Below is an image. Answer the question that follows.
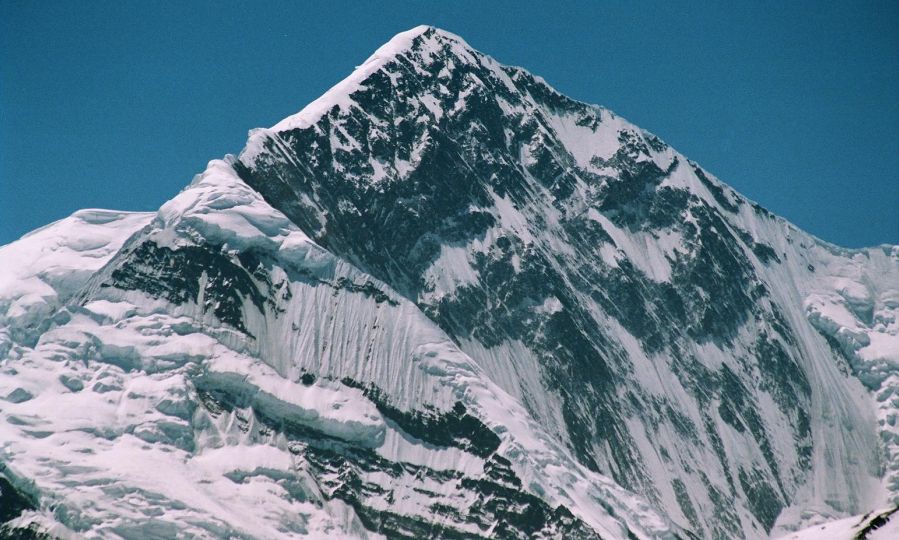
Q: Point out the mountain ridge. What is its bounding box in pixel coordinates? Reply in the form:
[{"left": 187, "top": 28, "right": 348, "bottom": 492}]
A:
[{"left": 1, "top": 26, "right": 897, "bottom": 539}]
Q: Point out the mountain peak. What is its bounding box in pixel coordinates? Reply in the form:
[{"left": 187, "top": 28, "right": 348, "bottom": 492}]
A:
[
  {"left": 231, "top": 26, "right": 899, "bottom": 538},
  {"left": 5, "top": 26, "right": 898, "bottom": 540},
  {"left": 385, "top": 25, "right": 471, "bottom": 51},
  {"left": 261, "top": 26, "right": 475, "bottom": 135}
]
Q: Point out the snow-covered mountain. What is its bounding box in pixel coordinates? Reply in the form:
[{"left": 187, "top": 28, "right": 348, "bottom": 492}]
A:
[{"left": 1, "top": 26, "right": 897, "bottom": 539}]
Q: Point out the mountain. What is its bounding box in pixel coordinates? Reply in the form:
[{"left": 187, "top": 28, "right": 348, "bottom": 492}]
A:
[{"left": 1, "top": 26, "right": 897, "bottom": 539}]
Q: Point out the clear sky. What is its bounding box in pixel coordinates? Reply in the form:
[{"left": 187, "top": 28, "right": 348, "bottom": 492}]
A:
[{"left": 1, "top": 1, "right": 897, "bottom": 248}]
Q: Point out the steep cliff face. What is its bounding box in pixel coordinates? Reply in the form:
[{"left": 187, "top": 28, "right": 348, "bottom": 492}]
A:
[
  {"left": 234, "top": 26, "right": 898, "bottom": 538},
  {"left": 1, "top": 25, "right": 897, "bottom": 540}
]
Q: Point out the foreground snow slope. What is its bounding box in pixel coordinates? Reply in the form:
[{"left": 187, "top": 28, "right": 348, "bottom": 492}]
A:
[{"left": 1, "top": 25, "right": 897, "bottom": 540}]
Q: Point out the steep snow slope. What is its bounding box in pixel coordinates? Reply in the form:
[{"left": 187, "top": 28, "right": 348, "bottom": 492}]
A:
[
  {"left": 0, "top": 209, "right": 153, "bottom": 353},
  {"left": 235, "top": 26, "right": 898, "bottom": 538},
  {"left": 1, "top": 25, "right": 897, "bottom": 540},
  {"left": 1, "top": 160, "right": 676, "bottom": 538}
]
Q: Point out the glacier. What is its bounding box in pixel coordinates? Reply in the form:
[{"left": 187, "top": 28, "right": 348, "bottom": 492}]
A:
[{"left": 1, "top": 25, "right": 898, "bottom": 539}]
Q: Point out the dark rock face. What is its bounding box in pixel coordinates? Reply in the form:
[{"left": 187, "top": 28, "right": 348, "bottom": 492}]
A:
[
  {"left": 0, "top": 473, "right": 52, "bottom": 540},
  {"left": 197, "top": 382, "right": 601, "bottom": 540},
  {"left": 0, "top": 475, "right": 35, "bottom": 524},
  {"left": 104, "top": 242, "right": 267, "bottom": 335},
  {"left": 234, "top": 27, "right": 830, "bottom": 537},
  {"left": 340, "top": 379, "right": 501, "bottom": 458}
]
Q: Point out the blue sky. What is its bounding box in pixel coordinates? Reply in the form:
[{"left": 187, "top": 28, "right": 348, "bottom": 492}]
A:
[{"left": 1, "top": 1, "right": 897, "bottom": 247}]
